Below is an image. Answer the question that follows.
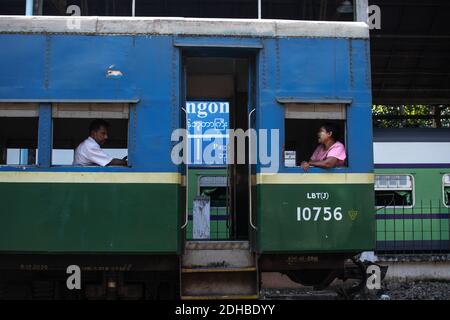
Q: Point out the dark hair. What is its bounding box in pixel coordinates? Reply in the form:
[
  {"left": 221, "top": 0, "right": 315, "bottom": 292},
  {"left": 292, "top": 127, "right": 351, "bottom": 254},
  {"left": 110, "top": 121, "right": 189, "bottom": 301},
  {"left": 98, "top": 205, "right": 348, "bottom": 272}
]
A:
[
  {"left": 89, "top": 119, "right": 109, "bottom": 133},
  {"left": 321, "top": 122, "right": 340, "bottom": 141}
]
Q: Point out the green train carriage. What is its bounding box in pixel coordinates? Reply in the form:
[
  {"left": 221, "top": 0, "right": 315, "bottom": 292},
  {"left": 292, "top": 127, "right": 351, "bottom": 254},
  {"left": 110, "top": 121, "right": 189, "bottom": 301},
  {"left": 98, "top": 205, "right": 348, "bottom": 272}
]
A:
[{"left": 374, "top": 128, "right": 450, "bottom": 253}]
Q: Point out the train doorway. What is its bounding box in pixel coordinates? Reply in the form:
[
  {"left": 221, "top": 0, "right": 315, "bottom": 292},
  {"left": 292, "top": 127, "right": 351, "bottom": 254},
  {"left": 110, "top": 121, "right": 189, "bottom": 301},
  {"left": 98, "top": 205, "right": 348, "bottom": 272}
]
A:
[{"left": 181, "top": 49, "right": 257, "bottom": 241}]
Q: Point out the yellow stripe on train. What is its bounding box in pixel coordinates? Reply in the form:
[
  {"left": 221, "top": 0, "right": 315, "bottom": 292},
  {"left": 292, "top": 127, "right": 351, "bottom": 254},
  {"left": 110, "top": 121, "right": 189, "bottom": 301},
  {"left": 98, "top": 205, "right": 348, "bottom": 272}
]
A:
[
  {"left": 256, "top": 173, "right": 374, "bottom": 184},
  {"left": 0, "top": 172, "right": 181, "bottom": 184}
]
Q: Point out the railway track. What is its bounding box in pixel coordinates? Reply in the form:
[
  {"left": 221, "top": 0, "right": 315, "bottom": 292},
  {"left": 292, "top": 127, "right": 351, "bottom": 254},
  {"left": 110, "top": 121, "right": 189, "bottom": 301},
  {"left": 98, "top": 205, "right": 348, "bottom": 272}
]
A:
[{"left": 260, "top": 288, "right": 341, "bottom": 300}]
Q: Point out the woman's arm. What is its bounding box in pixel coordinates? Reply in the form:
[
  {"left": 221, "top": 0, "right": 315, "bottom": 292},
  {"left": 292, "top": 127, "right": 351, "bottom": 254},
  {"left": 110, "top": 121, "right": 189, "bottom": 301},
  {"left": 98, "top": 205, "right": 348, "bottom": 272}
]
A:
[
  {"left": 301, "top": 157, "right": 338, "bottom": 171},
  {"left": 301, "top": 146, "right": 321, "bottom": 171}
]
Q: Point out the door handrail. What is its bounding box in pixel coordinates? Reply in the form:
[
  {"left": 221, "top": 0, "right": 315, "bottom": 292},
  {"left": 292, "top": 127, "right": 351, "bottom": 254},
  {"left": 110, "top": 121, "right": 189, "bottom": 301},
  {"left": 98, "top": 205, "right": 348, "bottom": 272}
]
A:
[
  {"left": 181, "top": 107, "right": 189, "bottom": 229},
  {"left": 248, "top": 108, "right": 257, "bottom": 230}
]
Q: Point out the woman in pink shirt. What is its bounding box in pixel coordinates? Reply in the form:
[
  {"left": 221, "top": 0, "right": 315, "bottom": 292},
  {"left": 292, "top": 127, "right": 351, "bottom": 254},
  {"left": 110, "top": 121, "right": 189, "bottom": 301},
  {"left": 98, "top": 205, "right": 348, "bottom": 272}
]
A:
[{"left": 301, "top": 123, "right": 346, "bottom": 171}]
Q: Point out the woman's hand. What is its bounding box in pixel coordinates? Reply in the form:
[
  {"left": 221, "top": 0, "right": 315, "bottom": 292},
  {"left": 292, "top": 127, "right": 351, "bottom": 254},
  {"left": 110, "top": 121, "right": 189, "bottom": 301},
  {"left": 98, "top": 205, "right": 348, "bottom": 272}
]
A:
[{"left": 300, "top": 161, "right": 310, "bottom": 172}]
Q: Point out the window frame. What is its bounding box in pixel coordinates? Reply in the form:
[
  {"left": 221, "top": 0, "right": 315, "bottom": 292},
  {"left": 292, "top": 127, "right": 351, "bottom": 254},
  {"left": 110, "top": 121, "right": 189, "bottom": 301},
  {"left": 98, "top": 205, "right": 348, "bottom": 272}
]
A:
[
  {"left": 375, "top": 174, "right": 415, "bottom": 209},
  {"left": 0, "top": 103, "right": 39, "bottom": 167},
  {"left": 50, "top": 103, "right": 132, "bottom": 168},
  {"left": 443, "top": 174, "right": 450, "bottom": 208},
  {"left": 0, "top": 101, "right": 137, "bottom": 171},
  {"left": 282, "top": 102, "right": 349, "bottom": 169},
  {"left": 197, "top": 174, "right": 228, "bottom": 209}
]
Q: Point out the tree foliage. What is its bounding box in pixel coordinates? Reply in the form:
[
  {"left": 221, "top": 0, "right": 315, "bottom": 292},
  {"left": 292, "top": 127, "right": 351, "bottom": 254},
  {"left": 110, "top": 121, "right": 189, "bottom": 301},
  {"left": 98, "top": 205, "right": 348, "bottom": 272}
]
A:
[{"left": 372, "top": 105, "right": 450, "bottom": 128}]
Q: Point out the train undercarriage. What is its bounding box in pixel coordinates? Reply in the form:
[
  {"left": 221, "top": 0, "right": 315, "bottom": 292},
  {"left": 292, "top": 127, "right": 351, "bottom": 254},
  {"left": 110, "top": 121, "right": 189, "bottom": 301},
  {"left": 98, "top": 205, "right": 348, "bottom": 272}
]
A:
[{"left": 0, "top": 249, "right": 386, "bottom": 300}]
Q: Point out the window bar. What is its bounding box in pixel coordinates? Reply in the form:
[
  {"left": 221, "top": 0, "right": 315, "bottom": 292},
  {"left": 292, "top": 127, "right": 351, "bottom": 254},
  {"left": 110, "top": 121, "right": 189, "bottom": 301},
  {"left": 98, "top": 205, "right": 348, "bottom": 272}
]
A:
[
  {"left": 393, "top": 195, "right": 396, "bottom": 251},
  {"left": 438, "top": 198, "right": 442, "bottom": 253},
  {"left": 420, "top": 199, "right": 424, "bottom": 253},
  {"left": 258, "top": 0, "right": 261, "bottom": 19},
  {"left": 383, "top": 202, "right": 387, "bottom": 253},
  {"left": 25, "top": 0, "right": 33, "bottom": 16},
  {"left": 355, "top": 0, "right": 368, "bottom": 23},
  {"left": 37, "top": 103, "right": 52, "bottom": 167},
  {"left": 381, "top": 200, "right": 385, "bottom": 252},
  {"left": 448, "top": 203, "right": 450, "bottom": 253},
  {"left": 216, "top": 207, "right": 219, "bottom": 240},
  {"left": 402, "top": 200, "right": 405, "bottom": 254},
  {"left": 430, "top": 199, "right": 433, "bottom": 251},
  {"left": 19, "top": 149, "right": 28, "bottom": 165},
  {"left": 412, "top": 200, "right": 415, "bottom": 252}
]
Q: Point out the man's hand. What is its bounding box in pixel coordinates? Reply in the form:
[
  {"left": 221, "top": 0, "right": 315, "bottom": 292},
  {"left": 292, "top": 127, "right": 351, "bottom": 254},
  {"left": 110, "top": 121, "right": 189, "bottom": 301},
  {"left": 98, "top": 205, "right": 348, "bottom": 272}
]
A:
[
  {"left": 108, "top": 158, "right": 128, "bottom": 166},
  {"left": 300, "top": 161, "right": 310, "bottom": 172}
]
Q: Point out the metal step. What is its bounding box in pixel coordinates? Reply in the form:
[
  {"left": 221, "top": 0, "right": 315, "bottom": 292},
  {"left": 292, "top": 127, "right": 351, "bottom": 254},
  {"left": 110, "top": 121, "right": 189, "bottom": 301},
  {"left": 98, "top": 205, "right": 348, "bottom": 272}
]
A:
[
  {"left": 185, "top": 240, "right": 250, "bottom": 250},
  {"left": 180, "top": 241, "right": 259, "bottom": 299},
  {"left": 181, "top": 267, "right": 256, "bottom": 273},
  {"left": 182, "top": 241, "right": 254, "bottom": 268}
]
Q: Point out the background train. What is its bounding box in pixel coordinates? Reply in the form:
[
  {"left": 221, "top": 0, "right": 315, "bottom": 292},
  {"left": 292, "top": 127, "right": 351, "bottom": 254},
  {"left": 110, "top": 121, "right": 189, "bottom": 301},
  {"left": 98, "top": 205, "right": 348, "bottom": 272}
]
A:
[{"left": 373, "top": 128, "right": 450, "bottom": 254}]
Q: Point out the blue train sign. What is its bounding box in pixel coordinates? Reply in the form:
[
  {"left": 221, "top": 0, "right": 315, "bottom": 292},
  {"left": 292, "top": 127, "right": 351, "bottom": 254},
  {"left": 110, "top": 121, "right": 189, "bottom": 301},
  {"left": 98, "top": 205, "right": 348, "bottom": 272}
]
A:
[{"left": 186, "top": 101, "right": 229, "bottom": 166}]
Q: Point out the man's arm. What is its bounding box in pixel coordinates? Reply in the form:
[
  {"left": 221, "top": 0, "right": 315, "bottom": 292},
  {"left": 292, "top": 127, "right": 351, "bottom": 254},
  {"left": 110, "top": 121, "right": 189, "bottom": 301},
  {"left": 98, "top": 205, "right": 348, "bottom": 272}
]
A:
[
  {"left": 86, "top": 144, "right": 128, "bottom": 167},
  {"left": 107, "top": 158, "right": 128, "bottom": 166}
]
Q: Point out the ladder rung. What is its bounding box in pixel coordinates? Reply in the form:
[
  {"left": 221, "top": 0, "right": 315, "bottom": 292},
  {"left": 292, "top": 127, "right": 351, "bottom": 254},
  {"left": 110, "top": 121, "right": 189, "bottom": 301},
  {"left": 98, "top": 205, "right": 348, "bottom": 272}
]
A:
[{"left": 181, "top": 267, "right": 256, "bottom": 273}]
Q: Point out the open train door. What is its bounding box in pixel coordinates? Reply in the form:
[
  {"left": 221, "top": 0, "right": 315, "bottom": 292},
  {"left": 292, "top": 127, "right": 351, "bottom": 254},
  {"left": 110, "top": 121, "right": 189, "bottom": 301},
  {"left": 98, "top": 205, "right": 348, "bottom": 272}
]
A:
[
  {"left": 179, "top": 47, "right": 259, "bottom": 243},
  {"left": 178, "top": 46, "right": 260, "bottom": 299}
]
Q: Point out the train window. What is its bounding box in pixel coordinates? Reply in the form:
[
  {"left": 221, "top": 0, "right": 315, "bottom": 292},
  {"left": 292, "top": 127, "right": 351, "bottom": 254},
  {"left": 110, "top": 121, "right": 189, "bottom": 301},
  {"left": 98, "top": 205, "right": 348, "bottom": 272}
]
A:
[
  {"left": 443, "top": 174, "right": 450, "bottom": 207},
  {"left": 51, "top": 103, "right": 129, "bottom": 166},
  {"left": 283, "top": 103, "right": 347, "bottom": 167},
  {"left": 0, "top": 103, "right": 39, "bottom": 166},
  {"left": 375, "top": 174, "right": 414, "bottom": 207},
  {"left": 198, "top": 176, "right": 228, "bottom": 208}
]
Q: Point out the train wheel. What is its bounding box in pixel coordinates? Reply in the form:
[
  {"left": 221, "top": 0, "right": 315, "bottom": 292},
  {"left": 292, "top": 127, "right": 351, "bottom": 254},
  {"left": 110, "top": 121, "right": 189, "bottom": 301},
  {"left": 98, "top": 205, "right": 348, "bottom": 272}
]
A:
[
  {"left": 32, "top": 280, "right": 55, "bottom": 300},
  {"left": 0, "top": 282, "right": 6, "bottom": 300},
  {"left": 285, "top": 269, "right": 337, "bottom": 289}
]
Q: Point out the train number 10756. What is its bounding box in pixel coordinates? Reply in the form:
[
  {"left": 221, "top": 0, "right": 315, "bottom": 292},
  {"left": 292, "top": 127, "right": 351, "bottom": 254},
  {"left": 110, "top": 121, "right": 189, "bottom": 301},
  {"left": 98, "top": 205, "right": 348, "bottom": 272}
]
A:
[{"left": 296, "top": 207, "right": 343, "bottom": 222}]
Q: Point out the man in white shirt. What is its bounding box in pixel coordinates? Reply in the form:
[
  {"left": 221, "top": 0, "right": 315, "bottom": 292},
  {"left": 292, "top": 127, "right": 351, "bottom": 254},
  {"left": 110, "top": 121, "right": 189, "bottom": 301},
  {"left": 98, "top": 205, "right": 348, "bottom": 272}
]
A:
[{"left": 73, "top": 119, "right": 127, "bottom": 167}]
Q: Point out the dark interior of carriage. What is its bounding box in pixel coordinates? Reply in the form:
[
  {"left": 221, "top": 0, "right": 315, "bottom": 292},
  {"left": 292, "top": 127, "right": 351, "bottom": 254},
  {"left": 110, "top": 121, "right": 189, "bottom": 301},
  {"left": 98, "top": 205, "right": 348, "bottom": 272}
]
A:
[
  {"left": 0, "top": 117, "right": 38, "bottom": 165},
  {"left": 53, "top": 118, "right": 127, "bottom": 151},
  {"left": 0, "top": 0, "right": 355, "bottom": 21},
  {"left": 375, "top": 190, "right": 413, "bottom": 207},
  {"left": 184, "top": 52, "right": 253, "bottom": 240},
  {"left": 52, "top": 117, "right": 128, "bottom": 165},
  {"left": 285, "top": 119, "right": 347, "bottom": 167}
]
